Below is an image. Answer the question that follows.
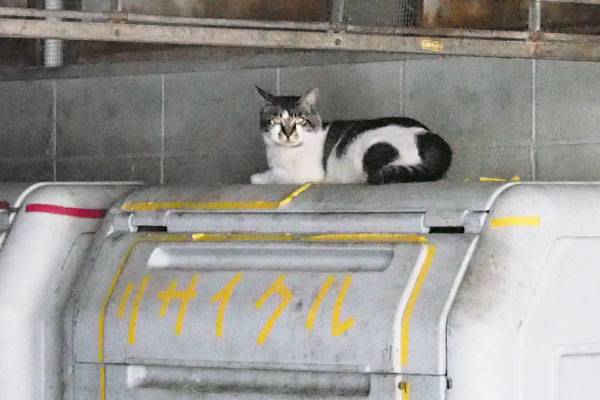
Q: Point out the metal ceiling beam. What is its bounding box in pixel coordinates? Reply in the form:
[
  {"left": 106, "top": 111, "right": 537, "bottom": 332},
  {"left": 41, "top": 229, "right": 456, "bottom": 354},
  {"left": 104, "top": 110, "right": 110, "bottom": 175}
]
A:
[
  {"left": 1, "top": 8, "right": 600, "bottom": 62},
  {"left": 0, "top": 6, "right": 530, "bottom": 40},
  {"left": 0, "top": 6, "right": 331, "bottom": 31},
  {"left": 542, "top": 0, "right": 600, "bottom": 3},
  {"left": 0, "top": 19, "right": 527, "bottom": 55}
]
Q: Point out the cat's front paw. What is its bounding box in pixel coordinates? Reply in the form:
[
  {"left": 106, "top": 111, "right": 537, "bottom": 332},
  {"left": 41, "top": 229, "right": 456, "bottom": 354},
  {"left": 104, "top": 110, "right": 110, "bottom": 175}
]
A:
[{"left": 251, "top": 173, "right": 270, "bottom": 184}]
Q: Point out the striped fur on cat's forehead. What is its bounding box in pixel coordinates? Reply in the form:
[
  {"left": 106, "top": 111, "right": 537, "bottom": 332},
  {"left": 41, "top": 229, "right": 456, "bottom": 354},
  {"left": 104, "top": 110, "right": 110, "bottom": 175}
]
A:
[{"left": 256, "top": 86, "right": 321, "bottom": 130}]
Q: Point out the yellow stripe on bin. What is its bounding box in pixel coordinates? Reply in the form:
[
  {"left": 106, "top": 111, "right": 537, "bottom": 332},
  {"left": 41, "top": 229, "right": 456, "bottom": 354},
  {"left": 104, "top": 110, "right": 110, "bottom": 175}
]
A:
[
  {"left": 277, "top": 182, "right": 313, "bottom": 207},
  {"left": 400, "top": 245, "right": 436, "bottom": 366},
  {"left": 128, "top": 275, "right": 150, "bottom": 344},
  {"left": 116, "top": 282, "right": 135, "bottom": 319},
  {"left": 400, "top": 381, "right": 410, "bottom": 399},
  {"left": 122, "top": 182, "right": 313, "bottom": 211},
  {"left": 211, "top": 273, "right": 244, "bottom": 338},
  {"left": 303, "top": 233, "right": 428, "bottom": 243},
  {"left": 479, "top": 176, "right": 520, "bottom": 182},
  {"left": 100, "top": 367, "right": 106, "bottom": 400},
  {"left": 490, "top": 216, "right": 540, "bottom": 228},
  {"left": 479, "top": 177, "right": 508, "bottom": 182},
  {"left": 332, "top": 276, "right": 355, "bottom": 336},
  {"left": 255, "top": 275, "right": 293, "bottom": 345},
  {"left": 306, "top": 276, "right": 334, "bottom": 330},
  {"left": 98, "top": 234, "right": 189, "bottom": 361},
  {"left": 98, "top": 237, "right": 141, "bottom": 363},
  {"left": 192, "top": 233, "right": 294, "bottom": 242},
  {"left": 98, "top": 233, "right": 189, "bottom": 400},
  {"left": 192, "top": 232, "right": 429, "bottom": 243}
]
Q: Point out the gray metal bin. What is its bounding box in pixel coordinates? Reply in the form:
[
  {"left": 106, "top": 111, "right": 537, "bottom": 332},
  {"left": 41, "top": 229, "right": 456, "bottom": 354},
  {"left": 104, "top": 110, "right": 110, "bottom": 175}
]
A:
[{"left": 2, "top": 182, "right": 600, "bottom": 400}]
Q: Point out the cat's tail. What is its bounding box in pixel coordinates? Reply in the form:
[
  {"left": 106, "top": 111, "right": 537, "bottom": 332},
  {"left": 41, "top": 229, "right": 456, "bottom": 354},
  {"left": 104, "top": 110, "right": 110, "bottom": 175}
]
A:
[{"left": 367, "top": 132, "right": 452, "bottom": 185}]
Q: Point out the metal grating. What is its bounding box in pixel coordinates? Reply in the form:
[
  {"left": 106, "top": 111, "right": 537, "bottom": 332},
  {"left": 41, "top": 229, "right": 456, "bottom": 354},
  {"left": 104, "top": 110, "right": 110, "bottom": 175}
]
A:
[{"left": 342, "top": 0, "right": 417, "bottom": 27}]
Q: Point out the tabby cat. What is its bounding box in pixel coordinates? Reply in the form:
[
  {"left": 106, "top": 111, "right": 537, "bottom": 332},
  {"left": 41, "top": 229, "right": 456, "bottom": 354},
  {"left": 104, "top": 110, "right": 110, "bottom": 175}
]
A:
[{"left": 251, "top": 86, "right": 452, "bottom": 185}]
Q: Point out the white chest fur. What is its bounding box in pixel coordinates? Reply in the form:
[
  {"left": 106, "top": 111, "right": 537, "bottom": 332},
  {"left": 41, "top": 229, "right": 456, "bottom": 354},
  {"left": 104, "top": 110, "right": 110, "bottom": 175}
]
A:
[{"left": 251, "top": 130, "right": 326, "bottom": 184}]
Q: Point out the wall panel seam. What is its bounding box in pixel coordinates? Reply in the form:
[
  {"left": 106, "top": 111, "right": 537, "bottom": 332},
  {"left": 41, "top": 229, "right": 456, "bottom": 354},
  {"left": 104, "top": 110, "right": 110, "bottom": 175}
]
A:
[{"left": 531, "top": 59, "right": 537, "bottom": 181}]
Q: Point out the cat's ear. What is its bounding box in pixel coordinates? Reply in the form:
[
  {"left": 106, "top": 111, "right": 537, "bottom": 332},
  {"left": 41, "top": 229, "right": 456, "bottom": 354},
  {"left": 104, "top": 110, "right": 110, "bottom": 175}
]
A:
[
  {"left": 299, "top": 87, "right": 319, "bottom": 108},
  {"left": 256, "top": 85, "right": 276, "bottom": 104}
]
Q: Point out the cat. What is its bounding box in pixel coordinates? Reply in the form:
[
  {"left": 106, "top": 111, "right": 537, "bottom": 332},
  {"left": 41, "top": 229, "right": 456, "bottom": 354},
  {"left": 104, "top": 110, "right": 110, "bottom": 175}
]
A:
[{"left": 251, "top": 86, "right": 452, "bottom": 185}]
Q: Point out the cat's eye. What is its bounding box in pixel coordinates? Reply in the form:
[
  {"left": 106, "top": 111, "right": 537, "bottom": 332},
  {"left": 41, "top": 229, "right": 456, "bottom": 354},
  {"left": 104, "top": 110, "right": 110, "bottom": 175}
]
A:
[
  {"left": 295, "top": 117, "right": 305, "bottom": 125},
  {"left": 271, "top": 117, "right": 282, "bottom": 124}
]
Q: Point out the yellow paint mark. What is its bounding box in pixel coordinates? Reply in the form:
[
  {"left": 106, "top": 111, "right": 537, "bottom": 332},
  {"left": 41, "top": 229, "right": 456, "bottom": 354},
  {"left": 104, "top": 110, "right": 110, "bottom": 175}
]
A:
[
  {"left": 401, "top": 245, "right": 436, "bottom": 366},
  {"left": 277, "top": 182, "right": 312, "bottom": 207},
  {"left": 490, "top": 216, "right": 540, "bottom": 228},
  {"left": 479, "top": 176, "right": 521, "bottom": 182},
  {"left": 420, "top": 39, "right": 443, "bottom": 52},
  {"left": 117, "top": 282, "right": 135, "bottom": 319},
  {"left": 304, "top": 233, "right": 428, "bottom": 243},
  {"left": 98, "top": 234, "right": 190, "bottom": 400},
  {"left": 211, "top": 273, "right": 243, "bottom": 338},
  {"left": 128, "top": 275, "right": 150, "bottom": 345},
  {"left": 122, "top": 183, "right": 313, "bottom": 211},
  {"left": 175, "top": 276, "right": 199, "bottom": 335},
  {"left": 332, "top": 276, "right": 355, "bottom": 336},
  {"left": 306, "top": 276, "right": 335, "bottom": 330},
  {"left": 400, "top": 381, "right": 410, "bottom": 400},
  {"left": 158, "top": 281, "right": 178, "bottom": 317},
  {"left": 193, "top": 233, "right": 294, "bottom": 242},
  {"left": 100, "top": 366, "right": 106, "bottom": 400},
  {"left": 192, "top": 232, "right": 428, "bottom": 243},
  {"left": 99, "top": 236, "right": 141, "bottom": 362},
  {"left": 255, "top": 275, "right": 293, "bottom": 345},
  {"left": 157, "top": 275, "right": 200, "bottom": 335},
  {"left": 479, "top": 177, "right": 507, "bottom": 182},
  {"left": 146, "top": 233, "right": 192, "bottom": 242}
]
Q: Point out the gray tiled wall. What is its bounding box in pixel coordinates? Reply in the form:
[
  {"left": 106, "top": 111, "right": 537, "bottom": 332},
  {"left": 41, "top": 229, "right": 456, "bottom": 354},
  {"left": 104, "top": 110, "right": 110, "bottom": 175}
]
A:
[
  {"left": 1, "top": 57, "right": 599, "bottom": 183},
  {"left": 280, "top": 62, "right": 403, "bottom": 120}
]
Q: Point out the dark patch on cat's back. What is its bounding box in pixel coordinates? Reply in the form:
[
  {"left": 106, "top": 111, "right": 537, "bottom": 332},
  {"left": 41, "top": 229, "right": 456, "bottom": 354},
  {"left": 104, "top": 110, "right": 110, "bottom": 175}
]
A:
[
  {"left": 321, "top": 122, "right": 342, "bottom": 170},
  {"left": 330, "top": 118, "right": 430, "bottom": 159},
  {"left": 416, "top": 131, "right": 453, "bottom": 179},
  {"left": 362, "top": 142, "right": 399, "bottom": 172}
]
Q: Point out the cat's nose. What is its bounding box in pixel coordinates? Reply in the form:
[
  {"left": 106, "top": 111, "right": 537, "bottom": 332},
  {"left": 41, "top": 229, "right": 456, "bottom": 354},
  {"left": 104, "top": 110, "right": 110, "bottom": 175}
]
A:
[{"left": 282, "top": 128, "right": 294, "bottom": 138}]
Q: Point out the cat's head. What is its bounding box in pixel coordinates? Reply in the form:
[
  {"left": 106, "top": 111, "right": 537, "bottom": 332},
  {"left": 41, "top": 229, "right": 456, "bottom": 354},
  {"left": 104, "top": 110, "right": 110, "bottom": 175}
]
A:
[{"left": 256, "top": 86, "right": 322, "bottom": 147}]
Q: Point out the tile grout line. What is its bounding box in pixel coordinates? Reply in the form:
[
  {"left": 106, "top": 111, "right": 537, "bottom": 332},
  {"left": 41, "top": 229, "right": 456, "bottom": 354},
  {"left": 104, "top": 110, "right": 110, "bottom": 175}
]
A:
[
  {"left": 400, "top": 61, "right": 405, "bottom": 115},
  {"left": 45, "top": 150, "right": 269, "bottom": 163},
  {"left": 276, "top": 68, "right": 281, "bottom": 95},
  {"left": 52, "top": 80, "right": 57, "bottom": 181},
  {"left": 0, "top": 156, "right": 65, "bottom": 162},
  {"left": 537, "top": 140, "right": 600, "bottom": 146},
  {"left": 160, "top": 74, "right": 165, "bottom": 185},
  {"left": 531, "top": 59, "right": 537, "bottom": 181}
]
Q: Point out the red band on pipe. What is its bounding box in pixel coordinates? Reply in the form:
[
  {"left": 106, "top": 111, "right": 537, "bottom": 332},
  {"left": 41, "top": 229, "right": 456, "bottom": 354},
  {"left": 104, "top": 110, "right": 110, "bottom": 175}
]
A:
[
  {"left": 0, "top": 201, "right": 8, "bottom": 209},
  {"left": 25, "top": 204, "right": 106, "bottom": 219}
]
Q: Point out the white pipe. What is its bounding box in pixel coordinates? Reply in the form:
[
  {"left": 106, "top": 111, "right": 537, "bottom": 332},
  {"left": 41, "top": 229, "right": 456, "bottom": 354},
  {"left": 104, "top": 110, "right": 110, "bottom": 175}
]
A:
[{"left": 44, "top": 0, "right": 62, "bottom": 68}]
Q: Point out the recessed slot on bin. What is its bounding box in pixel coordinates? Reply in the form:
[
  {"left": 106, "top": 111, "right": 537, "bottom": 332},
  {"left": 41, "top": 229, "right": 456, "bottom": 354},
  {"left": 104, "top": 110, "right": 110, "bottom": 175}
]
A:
[{"left": 147, "top": 242, "right": 396, "bottom": 272}]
